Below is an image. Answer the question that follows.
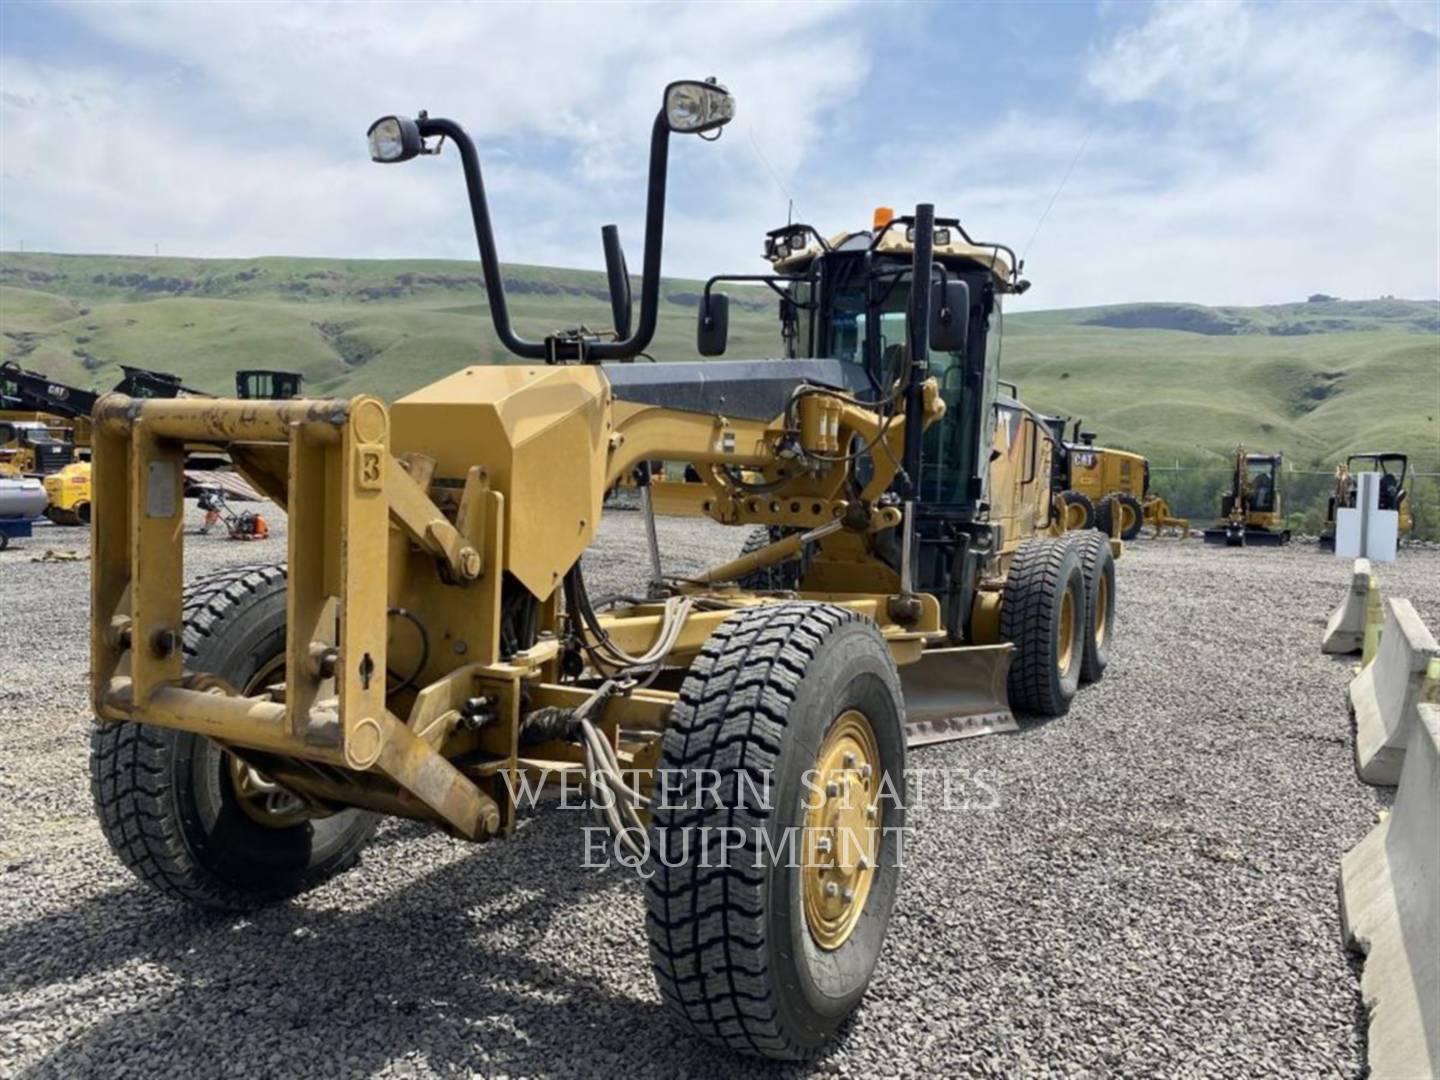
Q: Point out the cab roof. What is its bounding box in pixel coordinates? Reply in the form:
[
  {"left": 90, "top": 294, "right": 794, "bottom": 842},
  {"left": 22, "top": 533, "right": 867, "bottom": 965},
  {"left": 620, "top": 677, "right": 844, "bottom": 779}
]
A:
[{"left": 775, "top": 227, "right": 1023, "bottom": 292}]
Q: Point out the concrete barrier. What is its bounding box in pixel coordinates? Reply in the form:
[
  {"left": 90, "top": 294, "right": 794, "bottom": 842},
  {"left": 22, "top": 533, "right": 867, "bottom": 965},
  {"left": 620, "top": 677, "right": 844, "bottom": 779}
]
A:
[
  {"left": 1339, "top": 702, "right": 1440, "bottom": 1080},
  {"left": 1349, "top": 598, "right": 1440, "bottom": 786},
  {"left": 1322, "top": 558, "right": 1374, "bottom": 656}
]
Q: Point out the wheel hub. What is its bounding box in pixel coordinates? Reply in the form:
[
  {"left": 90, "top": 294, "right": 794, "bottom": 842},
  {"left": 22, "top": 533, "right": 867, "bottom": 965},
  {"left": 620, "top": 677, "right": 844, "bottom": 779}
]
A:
[
  {"left": 803, "top": 710, "right": 882, "bottom": 951},
  {"left": 1058, "top": 588, "right": 1075, "bottom": 673},
  {"left": 228, "top": 756, "right": 313, "bottom": 827},
  {"left": 1094, "top": 573, "right": 1109, "bottom": 649},
  {"left": 222, "top": 655, "right": 320, "bottom": 828}
]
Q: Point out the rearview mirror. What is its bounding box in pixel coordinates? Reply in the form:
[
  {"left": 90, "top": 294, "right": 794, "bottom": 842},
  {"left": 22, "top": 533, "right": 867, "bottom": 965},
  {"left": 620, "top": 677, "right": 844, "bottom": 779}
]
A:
[
  {"left": 929, "top": 279, "right": 970, "bottom": 353},
  {"left": 698, "top": 293, "right": 730, "bottom": 356}
]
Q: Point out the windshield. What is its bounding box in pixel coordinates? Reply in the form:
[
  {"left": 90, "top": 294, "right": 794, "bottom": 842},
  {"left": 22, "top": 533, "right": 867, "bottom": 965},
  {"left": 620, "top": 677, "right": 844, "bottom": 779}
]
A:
[
  {"left": 786, "top": 253, "right": 993, "bottom": 510},
  {"left": 1247, "top": 458, "right": 1277, "bottom": 511},
  {"left": 1351, "top": 456, "right": 1405, "bottom": 479}
]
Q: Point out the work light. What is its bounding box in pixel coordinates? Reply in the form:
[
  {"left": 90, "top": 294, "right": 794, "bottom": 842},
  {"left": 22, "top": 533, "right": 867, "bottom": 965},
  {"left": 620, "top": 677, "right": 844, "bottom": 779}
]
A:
[
  {"left": 367, "top": 116, "right": 424, "bottom": 163},
  {"left": 663, "top": 79, "right": 735, "bottom": 135},
  {"left": 905, "top": 225, "right": 953, "bottom": 246}
]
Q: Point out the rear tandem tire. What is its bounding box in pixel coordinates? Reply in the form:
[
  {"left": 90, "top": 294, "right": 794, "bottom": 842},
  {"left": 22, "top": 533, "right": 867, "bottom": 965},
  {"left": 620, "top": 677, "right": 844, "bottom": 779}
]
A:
[
  {"left": 1094, "top": 493, "right": 1116, "bottom": 537},
  {"left": 646, "top": 602, "right": 906, "bottom": 1061},
  {"left": 90, "top": 564, "right": 378, "bottom": 911},
  {"left": 1067, "top": 530, "right": 1116, "bottom": 684},
  {"left": 1061, "top": 490, "right": 1095, "bottom": 530},
  {"left": 1000, "top": 538, "right": 1086, "bottom": 716}
]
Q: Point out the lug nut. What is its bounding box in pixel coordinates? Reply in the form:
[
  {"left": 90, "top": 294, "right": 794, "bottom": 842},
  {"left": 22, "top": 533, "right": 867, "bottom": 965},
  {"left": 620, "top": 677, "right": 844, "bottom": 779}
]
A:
[
  {"left": 842, "top": 751, "right": 856, "bottom": 768},
  {"left": 825, "top": 780, "right": 840, "bottom": 797},
  {"left": 842, "top": 887, "right": 855, "bottom": 903},
  {"left": 860, "top": 763, "right": 873, "bottom": 781},
  {"left": 816, "top": 836, "right": 833, "bottom": 855},
  {"left": 866, "top": 803, "right": 878, "bottom": 820},
  {"left": 857, "top": 855, "right": 871, "bottom": 871},
  {"left": 824, "top": 882, "right": 839, "bottom": 898}
]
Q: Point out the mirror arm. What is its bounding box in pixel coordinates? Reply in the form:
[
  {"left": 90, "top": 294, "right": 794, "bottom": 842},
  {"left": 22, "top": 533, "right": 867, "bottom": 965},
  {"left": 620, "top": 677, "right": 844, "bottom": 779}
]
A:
[
  {"left": 590, "top": 111, "right": 671, "bottom": 360},
  {"left": 421, "top": 111, "right": 677, "bottom": 362},
  {"left": 417, "top": 116, "right": 546, "bottom": 360}
]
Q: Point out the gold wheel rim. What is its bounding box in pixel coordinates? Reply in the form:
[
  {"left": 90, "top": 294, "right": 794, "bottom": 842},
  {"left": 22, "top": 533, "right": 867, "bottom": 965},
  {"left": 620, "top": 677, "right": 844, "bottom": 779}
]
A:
[
  {"left": 803, "top": 710, "right": 882, "bottom": 951},
  {"left": 227, "top": 655, "right": 319, "bottom": 828},
  {"left": 1065, "top": 503, "right": 1086, "bottom": 530},
  {"left": 1094, "top": 573, "right": 1109, "bottom": 650},
  {"left": 1058, "top": 588, "right": 1075, "bottom": 674},
  {"left": 1121, "top": 503, "right": 1137, "bottom": 534}
]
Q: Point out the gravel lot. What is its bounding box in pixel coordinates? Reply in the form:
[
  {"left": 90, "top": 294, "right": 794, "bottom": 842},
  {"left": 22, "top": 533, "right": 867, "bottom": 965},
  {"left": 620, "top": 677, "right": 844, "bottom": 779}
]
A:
[{"left": 2, "top": 506, "right": 1437, "bottom": 1079}]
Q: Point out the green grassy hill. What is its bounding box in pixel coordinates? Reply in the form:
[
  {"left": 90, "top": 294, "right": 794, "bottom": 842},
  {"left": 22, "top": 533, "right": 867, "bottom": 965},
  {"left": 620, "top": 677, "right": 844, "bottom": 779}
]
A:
[
  {"left": 4, "top": 253, "right": 1436, "bottom": 488},
  {"left": 1001, "top": 301, "right": 1439, "bottom": 471}
]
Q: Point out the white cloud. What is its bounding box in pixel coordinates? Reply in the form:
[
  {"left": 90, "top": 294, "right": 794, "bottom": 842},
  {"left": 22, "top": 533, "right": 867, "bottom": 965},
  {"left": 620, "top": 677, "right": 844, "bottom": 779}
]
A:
[
  {"left": 925, "top": 0, "right": 1440, "bottom": 309},
  {"left": 2, "top": 1, "right": 872, "bottom": 273},
  {"left": 1, "top": 0, "right": 1436, "bottom": 310}
]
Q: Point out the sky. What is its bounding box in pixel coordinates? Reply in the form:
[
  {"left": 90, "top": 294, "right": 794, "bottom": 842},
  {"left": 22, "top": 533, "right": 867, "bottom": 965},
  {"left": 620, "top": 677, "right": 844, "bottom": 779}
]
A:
[{"left": 1, "top": 0, "right": 1437, "bottom": 311}]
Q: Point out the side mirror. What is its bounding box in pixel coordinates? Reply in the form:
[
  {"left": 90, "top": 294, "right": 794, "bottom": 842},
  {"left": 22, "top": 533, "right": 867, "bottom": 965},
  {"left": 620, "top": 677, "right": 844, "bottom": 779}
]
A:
[
  {"left": 929, "top": 279, "right": 970, "bottom": 353},
  {"left": 698, "top": 293, "right": 730, "bottom": 356}
]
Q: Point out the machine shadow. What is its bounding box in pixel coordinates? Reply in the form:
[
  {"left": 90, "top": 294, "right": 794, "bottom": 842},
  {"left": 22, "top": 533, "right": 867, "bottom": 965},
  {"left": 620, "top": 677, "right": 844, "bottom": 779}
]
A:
[{"left": 4, "top": 811, "right": 788, "bottom": 1080}]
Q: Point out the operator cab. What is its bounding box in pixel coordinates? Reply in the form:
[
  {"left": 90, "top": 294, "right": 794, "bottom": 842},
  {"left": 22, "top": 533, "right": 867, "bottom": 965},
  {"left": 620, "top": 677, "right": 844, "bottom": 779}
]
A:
[
  {"left": 696, "top": 209, "right": 1028, "bottom": 521},
  {"left": 689, "top": 209, "right": 1032, "bottom": 639},
  {"left": 0, "top": 420, "right": 75, "bottom": 476},
  {"left": 1345, "top": 452, "right": 1409, "bottom": 511},
  {"left": 1245, "top": 455, "right": 1280, "bottom": 513}
]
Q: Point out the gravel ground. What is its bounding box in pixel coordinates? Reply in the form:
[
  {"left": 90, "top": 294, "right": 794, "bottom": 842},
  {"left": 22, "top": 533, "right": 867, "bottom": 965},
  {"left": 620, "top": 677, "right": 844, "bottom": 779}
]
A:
[{"left": 2, "top": 505, "right": 1438, "bottom": 1079}]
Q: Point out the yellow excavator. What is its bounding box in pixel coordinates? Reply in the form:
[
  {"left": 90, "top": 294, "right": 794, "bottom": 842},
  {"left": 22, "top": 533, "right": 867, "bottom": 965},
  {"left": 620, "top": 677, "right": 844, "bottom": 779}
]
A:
[
  {"left": 1203, "top": 445, "right": 1290, "bottom": 546},
  {"left": 1319, "top": 452, "right": 1411, "bottom": 550},
  {"left": 84, "top": 79, "right": 1120, "bottom": 1061}
]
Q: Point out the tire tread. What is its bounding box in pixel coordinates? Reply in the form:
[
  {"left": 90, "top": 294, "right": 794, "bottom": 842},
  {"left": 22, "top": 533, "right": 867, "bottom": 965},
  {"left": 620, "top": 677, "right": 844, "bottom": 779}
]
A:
[{"left": 645, "top": 601, "right": 857, "bottom": 1060}]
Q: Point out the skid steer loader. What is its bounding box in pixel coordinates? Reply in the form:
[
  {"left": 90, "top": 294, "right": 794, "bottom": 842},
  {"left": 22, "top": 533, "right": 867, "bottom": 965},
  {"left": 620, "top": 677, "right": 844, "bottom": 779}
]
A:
[{"left": 87, "top": 79, "right": 1117, "bottom": 1061}]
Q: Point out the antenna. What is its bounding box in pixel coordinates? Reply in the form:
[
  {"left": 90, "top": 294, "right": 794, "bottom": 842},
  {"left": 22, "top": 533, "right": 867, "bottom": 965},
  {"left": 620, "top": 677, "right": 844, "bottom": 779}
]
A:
[
  {"left": 1022, "top": 123, "right": 1094, "bottom": 262},
  {"left": 748, "top": 125, "right": 797, "bottom": 224}
]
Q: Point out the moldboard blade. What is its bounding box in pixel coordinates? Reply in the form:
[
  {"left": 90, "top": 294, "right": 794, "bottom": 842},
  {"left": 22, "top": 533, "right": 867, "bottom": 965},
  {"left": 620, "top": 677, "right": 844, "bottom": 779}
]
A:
[{"left": 900, "top": 643, "right": 1018, "bottom": 748}]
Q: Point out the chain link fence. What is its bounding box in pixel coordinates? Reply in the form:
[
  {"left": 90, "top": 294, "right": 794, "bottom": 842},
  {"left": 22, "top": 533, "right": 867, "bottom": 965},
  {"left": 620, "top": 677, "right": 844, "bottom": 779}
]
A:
[{"left": 1145, "top": 464, "right": 1440, "bottom": 540}]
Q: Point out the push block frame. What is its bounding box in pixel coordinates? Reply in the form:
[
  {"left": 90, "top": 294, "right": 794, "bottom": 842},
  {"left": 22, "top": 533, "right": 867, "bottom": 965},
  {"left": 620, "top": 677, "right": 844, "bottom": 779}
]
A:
[{"left": 89, "top": 393, "right": 501, "bottom": 838}]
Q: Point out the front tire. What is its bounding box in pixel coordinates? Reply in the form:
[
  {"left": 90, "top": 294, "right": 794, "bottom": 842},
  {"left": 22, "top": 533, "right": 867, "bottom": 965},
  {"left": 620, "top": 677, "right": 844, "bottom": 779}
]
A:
[
  {"left": 91, "top": 564, "right": 377, "bottom": 910},
  {"left": 646, "top": 602, "right": 906, "bottom": 1060},
  {"left": 1000, "top": 538, "right": 1086, "bottom": 716}
]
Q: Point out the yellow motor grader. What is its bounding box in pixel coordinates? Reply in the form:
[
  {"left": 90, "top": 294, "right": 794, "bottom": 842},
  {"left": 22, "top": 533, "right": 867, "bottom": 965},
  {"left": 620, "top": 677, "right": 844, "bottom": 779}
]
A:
[
  {"left": 87, "top": 79, "right": 1118, "bottom": 1061},
  {"left": 1041, "top": 415, "right": 1189, "bottom": 539}
]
